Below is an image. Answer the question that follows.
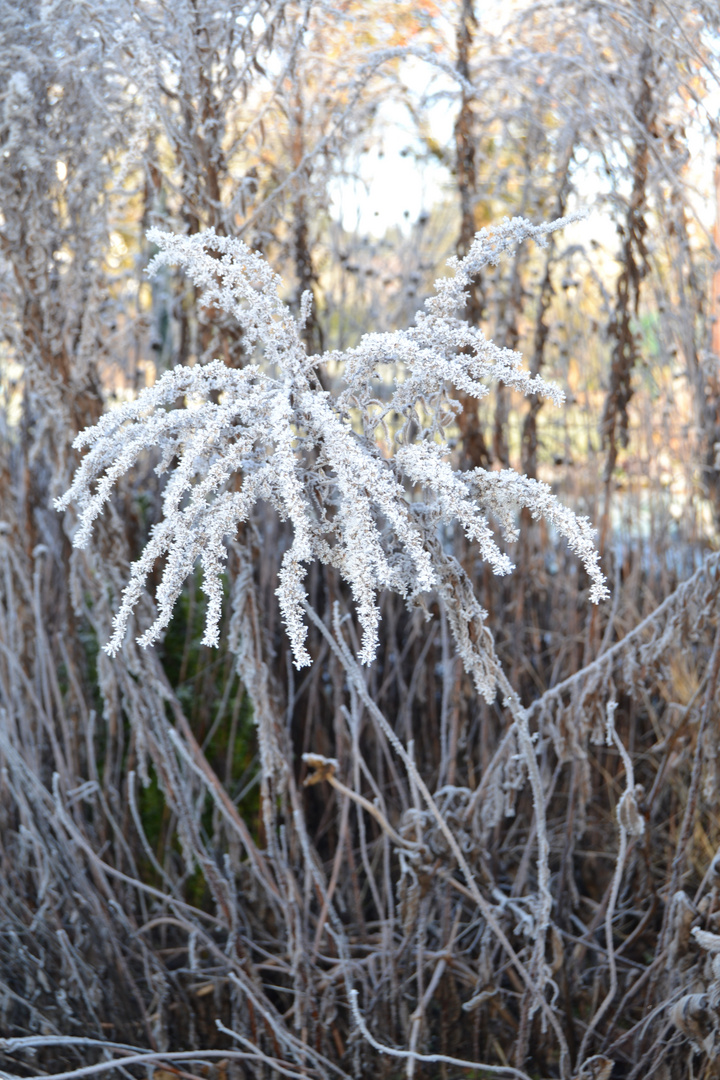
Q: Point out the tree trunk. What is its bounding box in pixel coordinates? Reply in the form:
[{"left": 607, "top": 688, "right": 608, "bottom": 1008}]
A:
[{"left": 454, "top": 0, "right": 491, "bottom": 470}]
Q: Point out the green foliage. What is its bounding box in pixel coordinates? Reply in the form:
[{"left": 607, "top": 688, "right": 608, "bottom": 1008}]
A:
[{"left": 162, "top": 567, "right": 261, "bottom": 829}]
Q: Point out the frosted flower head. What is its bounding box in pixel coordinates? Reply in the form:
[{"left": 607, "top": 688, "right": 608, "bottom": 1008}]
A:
[{"left": 57, "top": 215, "right": 607, "bottom": 676}]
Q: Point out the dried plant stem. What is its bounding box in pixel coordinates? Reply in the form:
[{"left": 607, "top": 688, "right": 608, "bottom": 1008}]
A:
[
  {"left": 527, "top": 554, "right": 720, "bottom": 721},
  {"left": 406, "top": 906, "right": 461, "bottom": 1079},
  {"left": 9, "top": 1047, "right": 310, "bottom": 1080},
  {"left": 349, "top": 988, "right": 534, "bottom": 1080},
  {"left": 324, "top": 771, "right": 420, "bottom": 852},
  {"left": 306, "top": 601, "right": 571, "bottom": 1075},
  {"left": 661, "top": 596, "right": 720, "bottom": 947},
  {"left": 577, "top": 702, "right": 637, "bottom": 1063}
]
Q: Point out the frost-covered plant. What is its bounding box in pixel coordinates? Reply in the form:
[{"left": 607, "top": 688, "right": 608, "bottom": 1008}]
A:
[{"left": 57, "top": 215, "right": 608, "bottom": 672}]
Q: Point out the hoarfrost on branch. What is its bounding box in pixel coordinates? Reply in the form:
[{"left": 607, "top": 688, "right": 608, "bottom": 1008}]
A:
[{"left": 57, "top": 215, "right": 608, "bottom": 673}]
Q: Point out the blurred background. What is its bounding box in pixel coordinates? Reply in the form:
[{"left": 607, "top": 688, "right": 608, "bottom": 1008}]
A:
[{"left": 1, "top": 2, "right": 720, "bottom": 1078}]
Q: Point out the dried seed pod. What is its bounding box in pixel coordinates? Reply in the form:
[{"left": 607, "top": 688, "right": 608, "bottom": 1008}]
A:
[
  {"left": 617, "top": 784, "right": 645, "bottom": 837},
  {"left": 302, "top": 752, "right": 339, "bottom": 785},
  {"left": 669, "top": 993, "right": 718, "bottom": 1056},
  {"left": 667, "top": 890, "right": 696, "bottom": 973},
  {"left": 574, "top": 1055, "right": 614, "bottom": 1080},
  {"left": 692, "top": 928, "right": 720, "bottom": 954}
]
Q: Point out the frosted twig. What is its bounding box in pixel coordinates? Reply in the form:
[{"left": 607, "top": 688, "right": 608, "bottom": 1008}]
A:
[
  {"left": 577, "top": 700, "right": 644, "bottom": 1064},
  {"left": 303, "top": 752, "right": 420, "bottom": 851},
  {"left": 406, "top": 906, "right": 461, "bottom": 1079},
  {"left": 305, "top": 601, "right": 571, "bottom": 1070},
  {"left": 662, "top": 599, "right": 720, "bottom": 940},
  {"left": 349, "top": 989, "right": 534, "bottom": 1080},
  {"left": 526, "top": 553, "right": 720, "bottom": 719},
  {"left": 0, "top": 1050, "right": 307, "bottom": 1080}
]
